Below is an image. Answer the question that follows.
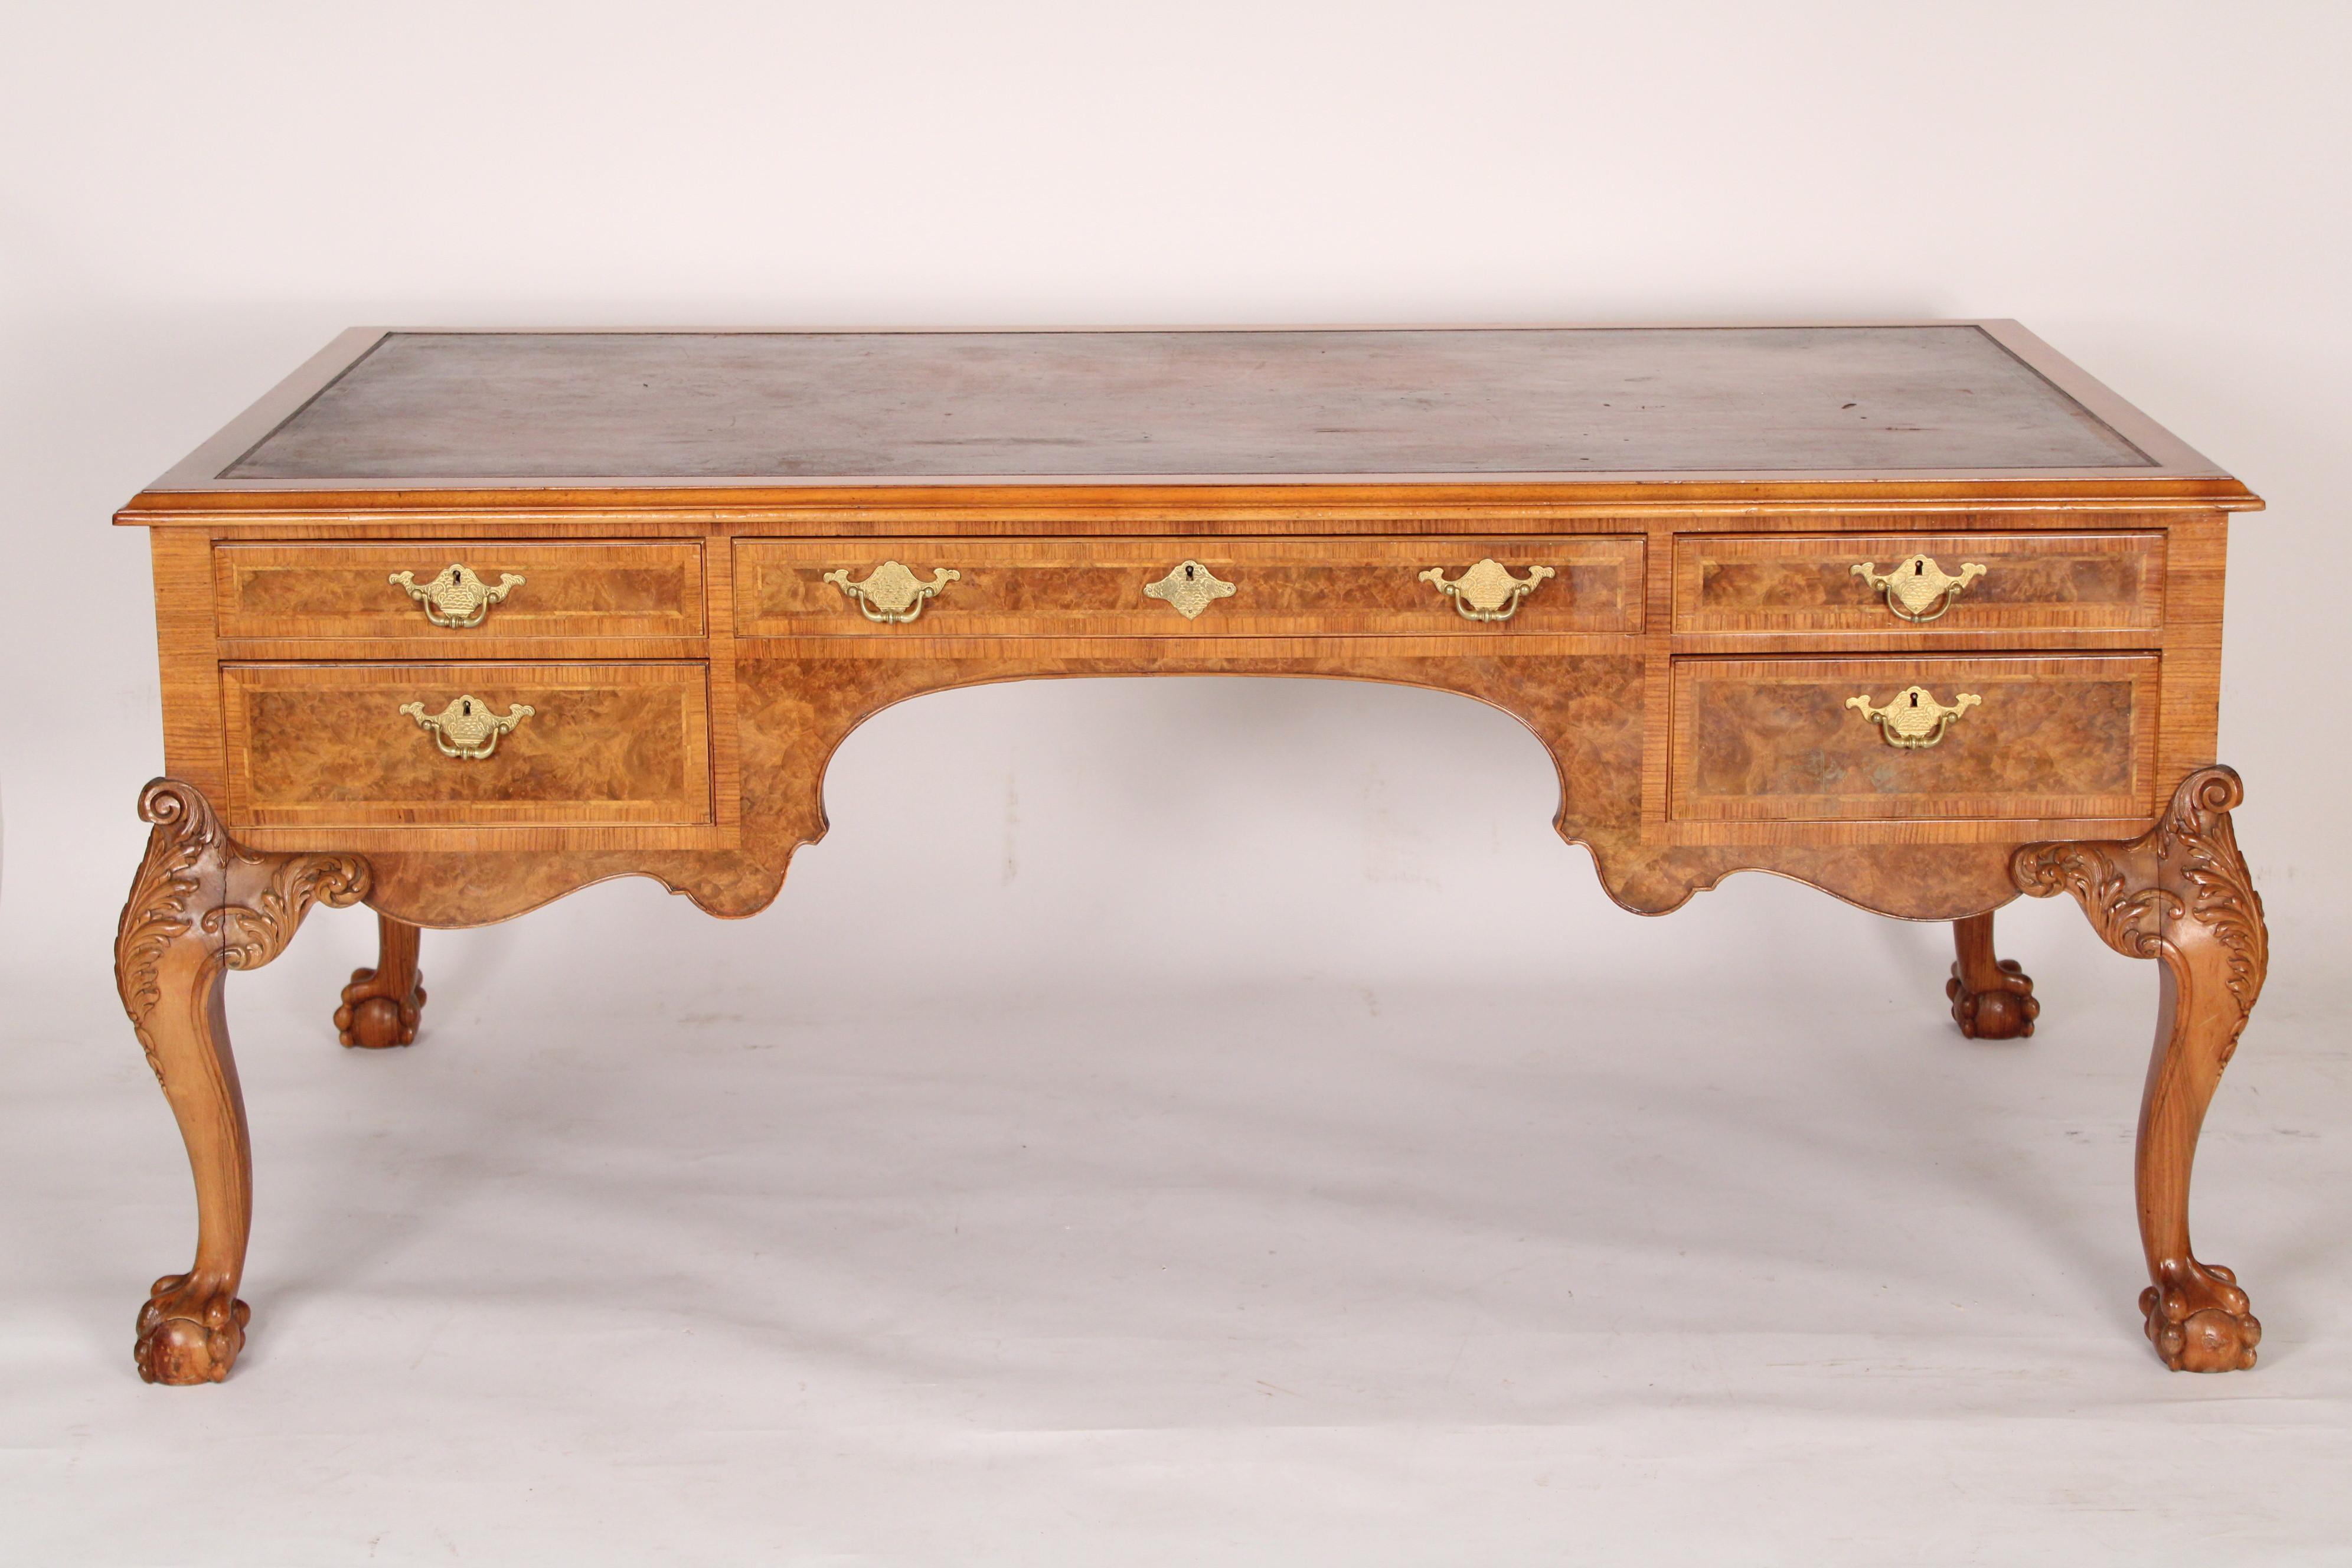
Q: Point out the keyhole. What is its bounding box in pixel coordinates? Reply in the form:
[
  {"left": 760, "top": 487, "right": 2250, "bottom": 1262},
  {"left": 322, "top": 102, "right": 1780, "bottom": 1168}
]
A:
[
  {"left": 1908, "top": 691, "right": 1919, "bottom": 707},
  {"left": 1912, "top": 560, "right": 1923, "bottom": 576},
  {"left": 461, "top": 699, "right": 472, "bottom": 716},
  {"left": 1184, "top": 564, "right": 1196, "bottom": 580}
]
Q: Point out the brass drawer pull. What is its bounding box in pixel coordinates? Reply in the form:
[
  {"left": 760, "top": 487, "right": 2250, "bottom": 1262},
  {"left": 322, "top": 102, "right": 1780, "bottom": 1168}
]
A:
[
  {"left": 1419, "top": 558, "right": 1554, "bottom": 622},
  {"left": 1851, "top": 554, "right": 1985, "bottom": 622},
  {"left": 399, "top": 695, "right": 534, "bottom": 760},
  {"left": 390, "top": 563, "right": 524, "bottom": 628},
  {"left": 1144, "top": 559, "right": 1235, "bottom": 620},
  {"left": 823, "top": 560, "right": 959, "bottom": 623},
  {"left": 1847, "top": 685, "right": 1980, "bottom": 749}
]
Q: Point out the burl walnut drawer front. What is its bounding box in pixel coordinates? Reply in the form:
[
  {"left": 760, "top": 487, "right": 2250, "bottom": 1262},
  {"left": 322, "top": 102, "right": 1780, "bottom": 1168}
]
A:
[
  {"left": 735, "top": 537, "right": 1645, "bottom": 636},
  {"left": 1668, "top": 654, "right": 2160, "bottom": 823},
  {"left": 221, "top": 662, "right": 712, "bottom": 827},
  {"left": 214, "top": 543, "right": 705, "bottom": 639},
  {"left": 1672, "top": 532, "right": 2164, "bottom": 635}
]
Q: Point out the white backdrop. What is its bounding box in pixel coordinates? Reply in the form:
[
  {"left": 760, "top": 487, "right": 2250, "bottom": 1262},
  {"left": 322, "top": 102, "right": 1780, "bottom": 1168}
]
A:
[{"left": 5, "top": 4, "right": 2350, "bottom": 1563}]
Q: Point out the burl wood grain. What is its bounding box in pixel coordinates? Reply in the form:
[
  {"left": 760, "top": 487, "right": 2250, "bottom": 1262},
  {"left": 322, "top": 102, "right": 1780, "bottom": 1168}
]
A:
[
  {"left": 215, "top": 541, "right": 704, "bottom": 639},
  {"left": 353, "top": 641, "right": 2039, "bottom": 929},
  {"left": 1670, "top": 655, "right": 2158, "bottom": 822},
  {"left": 1673, "top": 530, "right": 2164, "bottom": 635},
  {"left": 736, "top": 536, "right": 1644, "bottom": 638},
  {"left": 223, "top": 662, "right": 711, "bottom": 827}
]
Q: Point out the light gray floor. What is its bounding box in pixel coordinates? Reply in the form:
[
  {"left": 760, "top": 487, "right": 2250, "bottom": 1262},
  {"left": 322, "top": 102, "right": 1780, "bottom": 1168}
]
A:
[{"left": 7, "top": 880, "right": 2350, "bottom": 1564}]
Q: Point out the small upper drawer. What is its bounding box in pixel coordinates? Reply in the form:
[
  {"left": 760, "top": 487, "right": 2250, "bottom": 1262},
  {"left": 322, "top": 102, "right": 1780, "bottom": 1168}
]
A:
[
  {"left": 213, "top": 543, "right": 705, "bottom": 639},
  {"left": 222, "top": 661, "right": 711, "bottom": 828},
  {"left": 1671, "top": 532, "right": 2163, "bottom": 634},
  {"left": 1668, "top": 654, "right": 2160, "bottom": 822},
  {"left": 735, "top": 537, "right": 1644, "bottom": 636}
]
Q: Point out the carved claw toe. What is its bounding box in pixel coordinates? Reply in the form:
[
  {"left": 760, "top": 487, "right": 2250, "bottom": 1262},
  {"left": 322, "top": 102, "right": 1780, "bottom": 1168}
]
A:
[
  {"left": 1946, "top": 958, "right": 2039, "bottom": 1039},
  {"left": 2141, "top": 1260, "right": 2260, "bottom": 1372},
  {"left": 135, "top": 1273, "right": 251, "bottom": 1384}
]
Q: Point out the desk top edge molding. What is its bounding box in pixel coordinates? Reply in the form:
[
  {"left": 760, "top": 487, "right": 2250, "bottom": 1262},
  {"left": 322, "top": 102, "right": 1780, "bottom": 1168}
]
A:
[{"left": 123, "top": 319, "right": 2257, "bottom": 511}]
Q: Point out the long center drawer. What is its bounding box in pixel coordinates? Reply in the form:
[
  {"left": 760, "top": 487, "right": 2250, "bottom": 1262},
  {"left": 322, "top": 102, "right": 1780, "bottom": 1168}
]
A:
[{"left": 735, "top": 537, "right": 1645, "bottom": 636}]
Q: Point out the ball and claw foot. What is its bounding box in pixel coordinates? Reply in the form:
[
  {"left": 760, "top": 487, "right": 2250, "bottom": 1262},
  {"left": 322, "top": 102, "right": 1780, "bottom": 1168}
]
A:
[
  {"left": 336, "top": 968, "right": 427, "bottom": 1048},
  {"left": 1946, "top": 957, "right": 2039, "bottom": 1039},
  {"left": 336, "top": 919, "right": 426, "bottom": 1049},
  {"left": 2142, "top": 1260, "right": 2260, "bottom": 1372},
  {"left": 135, "top": 1273, "right": 251, "bottom": 1384}
]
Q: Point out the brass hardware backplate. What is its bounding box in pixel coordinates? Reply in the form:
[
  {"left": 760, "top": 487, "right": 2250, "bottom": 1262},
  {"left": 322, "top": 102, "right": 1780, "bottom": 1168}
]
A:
[
  {"left": 1851, "top": 554, "right": 1986, "bottom": 622},
  {"left": 399, "top": 695, "right": 535, "bottom": 760},
  {"left": 1846, "top": 686, "right": 1981, "bottom": 749},
  {"left": 1419, "top": 558, "right": 1555, "bottom": 622},
  {"left": 390, "top": 563, "right": 524, "bottom": 628},
  {"left": 1144, "top": 560, "right": 1236, "bottom": 620},
  {"left": 823, "top": 560, "right": 959, "bottom": 623}
]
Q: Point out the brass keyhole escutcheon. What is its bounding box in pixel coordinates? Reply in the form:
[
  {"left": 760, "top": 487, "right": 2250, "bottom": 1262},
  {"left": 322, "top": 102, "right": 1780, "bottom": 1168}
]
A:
[
  {"left": 390, "top": 563, "right": 524, "bottom": 628},
  {"left": 1850, "top": 554, "right": 1986, "bottom": 622},
  {"left": 1846, "top": 686, "right": 1981, "bottom": 749},
  {"left": 1144, "top": 560, "right": 1236, "bottom": 619},
  {"left": 398, "top": 695, "right": 534, "bottom": 760}
]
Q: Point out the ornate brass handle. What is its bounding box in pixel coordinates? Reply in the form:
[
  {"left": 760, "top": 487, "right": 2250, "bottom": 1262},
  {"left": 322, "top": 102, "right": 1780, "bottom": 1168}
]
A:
[
  {"left": 1419, "top": 558, "right": 1554, "bottom": 622},
  {"left": 823, "top": 560, "right": 959, "bottom": 623},
  {"left": 1144, "top": 559, "right": 1236, "bottom": 620},
  {"left": 390, "top": 563, "right": 524, "bottom": 628},
  {"left": 1851, "top": 554, "right": 1985, "bottom": 622},
  {"left": 399, "top": 695, "right": 534, "bottom": 760},
  {"left": 1846, "top": 686, "right": 1980, "bottom": 749}
]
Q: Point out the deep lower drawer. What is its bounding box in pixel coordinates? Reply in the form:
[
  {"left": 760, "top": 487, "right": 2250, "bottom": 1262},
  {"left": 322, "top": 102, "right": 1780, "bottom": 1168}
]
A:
[
  {"left": 221, "top": 662, "right": 712, "bottom": 827},
  {"left": 1668, "top": 654, "right": 2160, "bottom": 822},
  {"left": 214, "top": 542, "right": 705, "bottom": 639},
  {"left": 734, "top": 537, "right": 1645, "bottom": 636},
  {"left": 1672, "top": 531, "right": 2164, "bottom": 634}
]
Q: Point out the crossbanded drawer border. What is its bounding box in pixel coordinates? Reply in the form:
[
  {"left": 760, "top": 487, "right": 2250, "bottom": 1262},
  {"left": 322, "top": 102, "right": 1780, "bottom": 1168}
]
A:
[
  {"left": 1665, "top": 652, "right": 2162, "bottom": 825},
  {"left": 219, "top": 659, "right": 715, "bottom": 829}
]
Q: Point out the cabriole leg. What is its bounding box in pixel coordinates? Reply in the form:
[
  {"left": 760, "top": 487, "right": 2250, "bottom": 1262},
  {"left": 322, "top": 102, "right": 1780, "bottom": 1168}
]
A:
[
  {"left": 2015, "top": 765, "right": 2268, "bottom": 1371},
  {"left": 115, "top": 779, "right": 369, "bottom": 1384},
  {"left": 1947, "top": 910, "right": 2039, "bottom": 1038},
  {"left": 337, "top": 913, "right": 426, "bottom": 1048}
]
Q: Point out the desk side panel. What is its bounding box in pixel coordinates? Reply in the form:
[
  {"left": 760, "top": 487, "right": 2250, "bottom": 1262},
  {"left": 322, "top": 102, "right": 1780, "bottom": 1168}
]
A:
[
  {"left": 152, "top": 529, "right": 227, "bottom": 797},
  {"left": 2156, "top": 511, "right": 2227, "bottom": 787}
]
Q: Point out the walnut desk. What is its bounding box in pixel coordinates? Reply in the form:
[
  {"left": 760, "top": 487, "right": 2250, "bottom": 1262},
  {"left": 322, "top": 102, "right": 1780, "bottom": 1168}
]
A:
[{"left": 113, "top": 324, "right": 2269, "bottom": 1383}]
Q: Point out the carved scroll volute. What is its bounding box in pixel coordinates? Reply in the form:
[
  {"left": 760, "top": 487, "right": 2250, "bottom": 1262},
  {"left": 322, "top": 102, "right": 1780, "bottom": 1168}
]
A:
[
  {"left": 2013, "top": 764, "right": 2267, "bottom": 1371},
  {"left": 115, "top": 779, "right": 370, "bottom": 1384}
]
